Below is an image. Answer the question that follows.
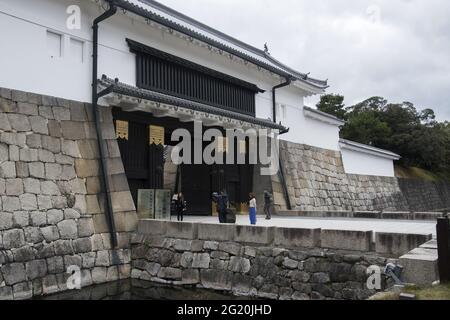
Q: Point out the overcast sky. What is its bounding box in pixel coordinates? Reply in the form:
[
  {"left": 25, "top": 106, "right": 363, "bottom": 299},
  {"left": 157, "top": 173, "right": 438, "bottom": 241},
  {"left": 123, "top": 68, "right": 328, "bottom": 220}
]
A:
[{"left": 158, "top": 0, "right": 450, "bottom": 121}]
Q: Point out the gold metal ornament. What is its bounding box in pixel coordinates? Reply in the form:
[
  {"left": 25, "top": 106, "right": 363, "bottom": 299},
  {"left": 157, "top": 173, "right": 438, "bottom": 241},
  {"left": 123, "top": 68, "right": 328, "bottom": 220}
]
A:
[
  {"left": 115, "top": 120, "right": 129, "bottom": 140},
  {"left": 149, "top": 125, "right": 165, "bottom": 146}
]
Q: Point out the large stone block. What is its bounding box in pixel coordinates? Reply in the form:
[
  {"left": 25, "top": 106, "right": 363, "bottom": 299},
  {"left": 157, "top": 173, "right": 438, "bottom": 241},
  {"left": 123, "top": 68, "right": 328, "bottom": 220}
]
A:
[
  {"left": 2, "top": 196, "right": 21, "bottom": 212},
  {"left": 114, "top": 212, "right": 138, "bottom": 233},
  {"left": 198, "top": 223, "right": 236, "bottom": 242},
  {"left": 8, "top": 114, "right": 31, "bottom": 132},
  {"left": 41, "top": 275, "right": 59, "bottom": 295},
  {"left": 41, "top": 136, "right": 61, "bottom": 154},
  {"left": 110, "top": 191, "right": 135, "bottom": 212},
  {"left": 23, "top": 178, "right": 41, "bottom": 194},
  {"left": 399, "top": 247, "right": 439, "bottom": 286},
  {"left": 1, "top": 263, "right": 27, "bottom": 285},
  {"left": 28, "top": 162, "right": 45, "bottom": 179},
  {"left": 75, "top": 159, "right": 100, "bottom": 178},
  {"left": 40, "top": 181, "right": 60, "bottom": 195},
  {"left": 200, "top": 269, "right": 233, "bottom": 291},
  {"left": 47, "top": 209, "right": 64, "bottom": 225},
  {"left": 0, "top": 143, "right": 8, "bottom": 161},
  {"left": 165, "top": 221, "right": 198, "bottom": 240},
  {"left": 77, "top": 140, "right": 99, "bottom": 159},
  {"left": 6, "top": 178, "right": 23, "bottom": 196},
  {"left": 2, "top": 229, "right": 26, "bottom": 249},
  {"left": 16, "top": 162, "right": 29, "bottom": 178},
  {"left": 0, "top": 96, "right": 17, "bottom": 113},
  {"left": 381, "top": 212, "right": 413, "bottom": 220},
  {"left": 29, "top": 116, "right": 48, "bottom": 135},
  {"left": 376, "top": 233, "right": 432, "bottom": 257},
  {"left": 235, "top": 225, "right": 275, "bottom": 245},
  {"left": 45, "top": 163, "right": 62, "bottom": 180},
  {"left": 47, "top": 120, "right": 61, "bottom": 137},
  {"left": 137, "top": 219, "right": 167, "bottom": 236},
  {"left": 0, "top": 212, "right": 14, "bottom": 230},
  {"left": 61, "top": 121, "right": 86, "bottom": 140},
  {"left": 78, "top": 218, "right": 95, "bottom": 237},
  {"left": 19, "top": 194, "right": 38, "bottom": 211},
  {"left": 69, "top": 101, "right": 88, "bottom": 121},
  {"left": 321, "top": 230, "right": 372, "bottom": 252},
  {"left": 41, "top": 226, "right": 60, "bottom": 242},
  {"left": 17, "top": 102, "right": 38, "bottom": 116},
  {"left": 25, "top": 259, "right": 48, "bottom": 280},
  {"left": 91, "top": 267, "right": 107, "bottom": 284},
  {"left": 0, "top": 162, "right": 16, "bottom": 178},
  {"left": 57, "top": 220, "right": 78, "bottom": 240},
  {"left": 274, "top": 228, "right": 321, "bottom": 248}
]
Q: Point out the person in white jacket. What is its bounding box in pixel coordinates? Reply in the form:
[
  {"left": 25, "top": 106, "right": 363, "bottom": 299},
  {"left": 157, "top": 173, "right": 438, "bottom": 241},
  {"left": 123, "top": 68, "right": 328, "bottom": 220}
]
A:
[{"left": 249, "top": 193, "right": 257, "bottom": 225}]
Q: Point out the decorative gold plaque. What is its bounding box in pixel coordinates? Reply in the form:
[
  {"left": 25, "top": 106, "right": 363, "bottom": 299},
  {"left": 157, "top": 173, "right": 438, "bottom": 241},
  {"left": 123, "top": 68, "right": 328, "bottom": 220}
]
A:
[
  {"left": 149, "top": 125, "right": 165, "bottom": 146},
  {"left": 217, "top": 136, "right": 228, "bottom": 153},
  {"left": 115, "top": 120, "right": 129, "bottom": 140}
]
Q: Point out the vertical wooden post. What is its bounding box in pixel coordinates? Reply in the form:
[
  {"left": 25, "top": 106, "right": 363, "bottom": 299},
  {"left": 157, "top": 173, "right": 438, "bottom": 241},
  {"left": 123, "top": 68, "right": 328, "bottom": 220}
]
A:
[{"left": 437, "top": 217, "right": 450, "bottom": 283}]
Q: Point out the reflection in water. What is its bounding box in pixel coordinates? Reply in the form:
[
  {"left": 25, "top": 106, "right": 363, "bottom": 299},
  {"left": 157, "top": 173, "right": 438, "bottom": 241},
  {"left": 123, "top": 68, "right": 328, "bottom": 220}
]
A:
[{"left": 35, "top": 279, "right": 255, "bottom": 300}]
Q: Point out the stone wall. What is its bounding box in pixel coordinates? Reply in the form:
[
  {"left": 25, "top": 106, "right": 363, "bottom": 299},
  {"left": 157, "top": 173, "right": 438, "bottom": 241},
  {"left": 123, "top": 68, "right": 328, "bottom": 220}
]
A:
[
  {"left": 273, "top": 140, "right": 449, "bottom": 212},
  {"left": 0, "top": 87, "right": 138, "bottom": 300},
  {"left": 131, "top": 220, "right": 404, "bottom": 300},
  {"left": 398, "top": 179, "right": 450, "bottom": 211}
]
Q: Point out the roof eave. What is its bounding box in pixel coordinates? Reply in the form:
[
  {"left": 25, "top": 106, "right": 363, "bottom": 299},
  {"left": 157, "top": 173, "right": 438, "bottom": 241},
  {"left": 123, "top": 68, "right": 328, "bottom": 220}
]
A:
[
  {"left": 339, "top": 139, "right": 401, "bottom": 160},
  {"left": 101, "top": 0, "right": 328, "bottom": 89}
]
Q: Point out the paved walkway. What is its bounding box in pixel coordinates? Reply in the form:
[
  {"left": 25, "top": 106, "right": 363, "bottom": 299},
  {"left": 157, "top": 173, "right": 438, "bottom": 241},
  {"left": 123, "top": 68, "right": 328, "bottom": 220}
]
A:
[{"left": 182, "top": 215, "right": 437, "bottom": 238}]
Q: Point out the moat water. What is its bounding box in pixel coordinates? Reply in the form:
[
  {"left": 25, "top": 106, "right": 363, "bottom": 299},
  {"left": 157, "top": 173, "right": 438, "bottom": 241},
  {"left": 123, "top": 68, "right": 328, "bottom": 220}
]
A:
[{"left": 33, "top": 280, "right": 255, "bottom": 300}]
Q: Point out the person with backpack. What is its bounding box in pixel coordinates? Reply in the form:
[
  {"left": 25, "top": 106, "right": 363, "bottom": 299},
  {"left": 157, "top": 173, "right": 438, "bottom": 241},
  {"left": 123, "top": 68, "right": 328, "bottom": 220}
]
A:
[{"left": 213, "top": 190, "right": 229, "bottom": 223}]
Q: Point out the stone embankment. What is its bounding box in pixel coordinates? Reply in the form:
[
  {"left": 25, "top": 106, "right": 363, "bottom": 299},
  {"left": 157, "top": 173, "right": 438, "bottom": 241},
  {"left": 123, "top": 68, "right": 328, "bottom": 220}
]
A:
[{"left": 131, "top": 220, "right": 432, "bottom": 300}]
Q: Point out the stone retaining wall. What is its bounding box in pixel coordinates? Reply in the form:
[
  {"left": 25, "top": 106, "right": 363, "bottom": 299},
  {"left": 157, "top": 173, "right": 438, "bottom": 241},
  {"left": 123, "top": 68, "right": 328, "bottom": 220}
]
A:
[
  {"left": 130, "top": 220, "right": 432, "bottom": 300},
  {"left": 0, "top": 88, "right": 138, "bottom": 300},
  {"left": 271, "top": 140, "right": 450, "bottom": 212}
]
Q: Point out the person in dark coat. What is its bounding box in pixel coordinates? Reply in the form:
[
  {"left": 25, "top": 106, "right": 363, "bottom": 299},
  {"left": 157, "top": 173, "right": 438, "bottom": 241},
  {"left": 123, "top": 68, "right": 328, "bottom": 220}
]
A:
[
  {"left": 264, "top": 190, "right": 272, "bottom": 220},
  {"left": 213, "top": 190, "right": 229, "bottom": 223},
  {"left": 176, "top": 192, "right": 187, "bottom": 222}
]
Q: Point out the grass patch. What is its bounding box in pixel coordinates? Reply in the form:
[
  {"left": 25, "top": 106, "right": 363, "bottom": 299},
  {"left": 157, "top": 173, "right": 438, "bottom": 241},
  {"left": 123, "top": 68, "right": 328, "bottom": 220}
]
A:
[
  {"left": 395, "top": 166, "right": 441, "bottom": 182},
  {"left": 370, "top": 284, "right": 450, "bottom": 300},
  {"left": 404, "top": 284, "right": 450, "bottom": 300}
]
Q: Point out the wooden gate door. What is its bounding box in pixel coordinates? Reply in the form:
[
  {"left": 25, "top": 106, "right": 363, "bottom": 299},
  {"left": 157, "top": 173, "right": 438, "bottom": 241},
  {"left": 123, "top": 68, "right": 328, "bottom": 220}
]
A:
[
  {"left": 116, "top": 120, "right": 164, "bottom": 204},
  {"left": 181, "top": 164, "right": 211, "bottom": 215}
]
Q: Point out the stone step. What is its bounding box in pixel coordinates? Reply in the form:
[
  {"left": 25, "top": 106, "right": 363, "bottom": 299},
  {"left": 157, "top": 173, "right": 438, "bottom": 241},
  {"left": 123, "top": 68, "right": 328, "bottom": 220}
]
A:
[{"left": 398, "top": 240, "right": 439, "bottom": 286}]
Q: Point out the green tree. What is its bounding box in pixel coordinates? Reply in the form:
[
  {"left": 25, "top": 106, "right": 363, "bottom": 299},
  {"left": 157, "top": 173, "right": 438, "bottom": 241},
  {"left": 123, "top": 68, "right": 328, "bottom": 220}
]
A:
[
  {"left": 340, "top": 110, "right": 391, "bottom": 146},
  {"left": 341, "top": 96, "right": 450, "bottom": 178},
  {"left": 316, "top": 94, "right": 346, "bottom": 119}
]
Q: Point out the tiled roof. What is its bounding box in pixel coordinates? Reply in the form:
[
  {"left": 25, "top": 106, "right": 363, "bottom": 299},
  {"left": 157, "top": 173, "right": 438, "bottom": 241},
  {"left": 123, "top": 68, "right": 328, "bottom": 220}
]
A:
[
  {"left": 98, "top": 76, "right": 288, "bottom": 132},
  {"left": 102, "top": 0, "right": 328, "bottom": 90},
  {"left": 303, "top": 106, "right": 346, "bottom": 125},
  {"left": 339, "top": 139, "right": 401, "bottom": 160}
]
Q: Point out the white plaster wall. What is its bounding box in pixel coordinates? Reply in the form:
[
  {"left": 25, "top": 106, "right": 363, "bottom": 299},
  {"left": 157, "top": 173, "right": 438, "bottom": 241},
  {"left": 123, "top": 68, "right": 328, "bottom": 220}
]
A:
[
  {"left": 0, "top": 0, "right": 340, "bottom": 150},
  {"left": 341, "top": 148, "right": 396, "bottom": 177}
]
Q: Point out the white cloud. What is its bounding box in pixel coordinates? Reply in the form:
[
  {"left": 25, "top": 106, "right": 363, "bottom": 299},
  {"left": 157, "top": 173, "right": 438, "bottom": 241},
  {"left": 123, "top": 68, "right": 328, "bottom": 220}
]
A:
[{"left": 158, "top": 0, "right": 450, "bottom": 120}]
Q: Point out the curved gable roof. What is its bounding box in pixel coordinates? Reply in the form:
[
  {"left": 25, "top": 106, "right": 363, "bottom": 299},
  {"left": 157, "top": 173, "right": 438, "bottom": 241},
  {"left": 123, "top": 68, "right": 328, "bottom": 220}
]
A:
[{"left": 104, "top": 0, "right": 328, "bottom": 90}]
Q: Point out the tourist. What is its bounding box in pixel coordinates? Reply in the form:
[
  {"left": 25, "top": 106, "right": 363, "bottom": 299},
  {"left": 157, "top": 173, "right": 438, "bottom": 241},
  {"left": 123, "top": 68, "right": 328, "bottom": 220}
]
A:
[
  {"left": 249, "top": 193, "right": 257, "bottom": 225},
  {"left": 213, "top": 191, "right": 229, "bottom": 223},
  {"left": 176, "top": 192, "right": 187, "bottom": 222},
  {"left": 264, "top": 190, "right": 272, "bottom": 220}
]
